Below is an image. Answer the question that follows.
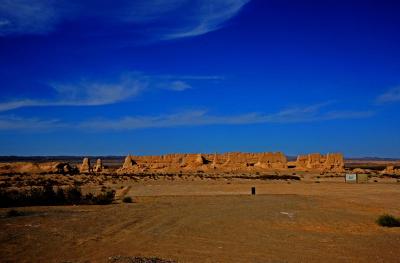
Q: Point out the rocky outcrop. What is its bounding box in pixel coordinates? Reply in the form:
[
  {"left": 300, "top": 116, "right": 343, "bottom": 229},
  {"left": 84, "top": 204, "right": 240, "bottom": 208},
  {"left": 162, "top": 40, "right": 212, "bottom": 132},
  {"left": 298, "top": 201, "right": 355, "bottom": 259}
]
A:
[
  {"left": 0, "top": 151, "right": 349, "bottom": 176},
  {"left": 257, "top": 152, "right": 287, "bottom": 169},
  {"left": 211, "top": 153, "right": 218, "bottom": 169},
  {"left": 94, "top": 159, "right": 103, "bottom": 173},
  {"left": 295, "top": 153, "right": 344, "bottom": 173},
  {"left": 117, "top": 155, "right": 140, "bottom": 174},
  {"left": 381, "top": 165, "right": 400, "bottom": 175},
  {"left": 79, "top": 158, "right": 91, "bottom": 173},
  {"left": 323, "top": 153, "right": 345, "bottom": 172},
  {"left": 56, "top": 163, "right": 76, "bottom": 174},
  {"left": 0, "top": 162, "right": 73, "bottom": 174},
  {"left": 123, "top": 155, "right": 136, "bottom": 169},
  {"left": 352, "top": 168, "right": 370, "bottom": 174},
  {"left": 116, "top": 152, "right": 291, "bottom": 174},
  {"left": 195, "top": 154, "right": 206, "bottom": 165}
]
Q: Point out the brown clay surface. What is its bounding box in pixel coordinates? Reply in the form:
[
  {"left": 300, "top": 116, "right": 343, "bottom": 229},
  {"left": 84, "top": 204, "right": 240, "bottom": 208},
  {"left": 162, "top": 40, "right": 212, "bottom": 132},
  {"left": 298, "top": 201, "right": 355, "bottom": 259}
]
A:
[{"left": 1, "top": 180, "right": 400, "bottom": 263}]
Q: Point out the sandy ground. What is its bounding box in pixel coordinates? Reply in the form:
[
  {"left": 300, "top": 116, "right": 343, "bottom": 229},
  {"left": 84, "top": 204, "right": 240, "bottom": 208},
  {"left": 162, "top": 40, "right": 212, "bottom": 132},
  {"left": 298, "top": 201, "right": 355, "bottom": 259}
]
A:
[{"left": 1, "top": 180, "right": 400, "bottom": 263}]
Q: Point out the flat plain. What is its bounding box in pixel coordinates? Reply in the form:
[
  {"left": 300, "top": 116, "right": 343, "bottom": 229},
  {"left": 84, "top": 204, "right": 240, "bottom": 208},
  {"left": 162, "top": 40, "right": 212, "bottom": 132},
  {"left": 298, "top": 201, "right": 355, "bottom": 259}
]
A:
[{"left": 1, "top": 179, "right": 400, "bottom": 263}]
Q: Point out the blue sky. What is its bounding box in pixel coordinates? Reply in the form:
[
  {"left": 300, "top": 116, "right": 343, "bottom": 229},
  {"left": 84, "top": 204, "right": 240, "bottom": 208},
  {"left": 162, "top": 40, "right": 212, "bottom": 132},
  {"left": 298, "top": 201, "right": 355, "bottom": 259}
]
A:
[{"left": 0, "top": 0, "right": 399, "bottom": 157}]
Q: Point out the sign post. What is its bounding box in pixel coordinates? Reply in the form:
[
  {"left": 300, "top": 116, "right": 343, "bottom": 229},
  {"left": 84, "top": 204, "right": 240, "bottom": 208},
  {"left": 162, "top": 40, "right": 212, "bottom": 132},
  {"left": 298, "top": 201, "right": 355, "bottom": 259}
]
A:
[{"left": 345, "top": 174, "right": 357, "bottom": 183}]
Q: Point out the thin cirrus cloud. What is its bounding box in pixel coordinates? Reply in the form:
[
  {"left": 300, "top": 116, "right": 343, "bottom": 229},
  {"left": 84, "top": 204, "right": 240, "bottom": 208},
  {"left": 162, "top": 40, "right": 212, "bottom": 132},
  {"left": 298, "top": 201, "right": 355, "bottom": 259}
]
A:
[
  {"left": 0, "top": 72, "right": 197, "bottom": 112},
  {"left": 0, "top": 115, "right": 64, "bottom": 131},
  {"left": 0, "top": 103, "right": 374, "bottom": 131},
  {"left": 0, "top": 0, "right": 250, "bottom": 41},
  {"left": 80, "top": 104, "right": 374, "bottom": 131},
  {"left": 375, "top": 86, "right": 400, "bottom": 104},
  {"left": 160, "top": 0, "right": 251, "bottom": 40},
  {"left": 0, "top": 0, "right": 62, "bottom": 35}
]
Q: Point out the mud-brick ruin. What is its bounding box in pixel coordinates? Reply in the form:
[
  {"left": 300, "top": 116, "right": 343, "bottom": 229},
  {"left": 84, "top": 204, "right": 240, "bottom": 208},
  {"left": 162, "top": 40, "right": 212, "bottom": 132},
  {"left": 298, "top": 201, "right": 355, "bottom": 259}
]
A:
[
  {"left": 290, "top": 153, "right": 345, "bottom": 173},
  {"left": 0, "top": 152, "right": 347, "bottom": 175},
  {"left": 115, "top": 152, "right": 345, "bottom": 174}
]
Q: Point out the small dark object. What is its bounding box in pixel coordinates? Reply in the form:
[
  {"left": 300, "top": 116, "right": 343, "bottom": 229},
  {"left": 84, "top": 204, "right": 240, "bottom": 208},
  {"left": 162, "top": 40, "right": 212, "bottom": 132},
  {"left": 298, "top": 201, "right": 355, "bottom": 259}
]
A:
[
  {"left": 376, "top": 214, "right": 400, "bottom": 227},
  {"left": 123, "top": 196, "right": 133, "bottom": 203},
  {"left": 251, "top": 187, "right": 256, "bottom": 195},
  {"left": 7, "top": 209, "right": 23, "bottom": 217}
]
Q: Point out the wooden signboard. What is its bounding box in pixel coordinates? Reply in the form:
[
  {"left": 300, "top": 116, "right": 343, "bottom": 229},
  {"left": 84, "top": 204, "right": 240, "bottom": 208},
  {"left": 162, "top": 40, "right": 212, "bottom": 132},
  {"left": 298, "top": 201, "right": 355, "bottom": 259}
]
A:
[{"left": 357, "top": 174, "right": 369, "bottom": 183}]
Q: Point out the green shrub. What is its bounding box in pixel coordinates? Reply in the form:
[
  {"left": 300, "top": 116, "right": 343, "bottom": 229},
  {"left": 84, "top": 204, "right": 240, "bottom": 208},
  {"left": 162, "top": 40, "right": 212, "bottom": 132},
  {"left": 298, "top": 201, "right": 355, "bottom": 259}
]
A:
[
  {"left": 123, "top": 196, "right": 133, "bottom": 203},
  {"left": 376, "top": 214, "right": 400, "bottom": 227}
]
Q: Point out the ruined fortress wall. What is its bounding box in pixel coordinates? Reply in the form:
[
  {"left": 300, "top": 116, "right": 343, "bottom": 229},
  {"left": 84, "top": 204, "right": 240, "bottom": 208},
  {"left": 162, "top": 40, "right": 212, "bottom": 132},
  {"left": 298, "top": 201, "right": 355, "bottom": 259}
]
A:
[
  {"left": 128, "top": 152, "right": 287, "bottom": 167},
  {"left": 0, "top": 152, "right": 345, "bottom": 175},
  {"left": 120, "top": 152, "right": 344, "bottom": 174},
  {"left": 295, "top": 153, "right": 344, "bottom": 172}
]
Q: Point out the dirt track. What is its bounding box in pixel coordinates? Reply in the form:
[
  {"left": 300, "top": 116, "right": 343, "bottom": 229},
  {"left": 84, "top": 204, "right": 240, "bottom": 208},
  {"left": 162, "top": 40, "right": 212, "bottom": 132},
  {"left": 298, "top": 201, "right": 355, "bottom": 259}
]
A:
[{"left": 1, "top": 180, "right": 400, "bottom": 262}]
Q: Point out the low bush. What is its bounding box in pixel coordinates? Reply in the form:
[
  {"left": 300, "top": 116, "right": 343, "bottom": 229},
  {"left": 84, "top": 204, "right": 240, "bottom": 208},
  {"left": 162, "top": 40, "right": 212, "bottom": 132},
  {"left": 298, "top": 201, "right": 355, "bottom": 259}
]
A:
[
  {"left": 235, "top": 174, "right": 301, "bottom": 181},
  {"left": 0, "top": 185, "right": 115, "bottom": 207},
  {"left": 376, "top": 214, "right": 400, "bottom": 227},
  {"left": 7, "top": 209, "right": 24, "bottom": 217},
  {"left": 123, "top": 196, "right": 133, "bottom": 203},
  {"left": 91, "top": 190, "right": 115, "bottom": 205}
]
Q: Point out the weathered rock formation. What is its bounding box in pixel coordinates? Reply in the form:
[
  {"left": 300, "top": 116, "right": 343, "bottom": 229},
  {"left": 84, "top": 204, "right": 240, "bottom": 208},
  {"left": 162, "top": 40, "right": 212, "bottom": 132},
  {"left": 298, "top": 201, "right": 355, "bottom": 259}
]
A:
[
  {"left": 0, "top": 162, "right": 74, "bottom": 174},
  {"left": 211, "top": 153, "right": 218, "bottom": 169},
  {"left": 94, "top": 159, "right": 103, "bottom": 173},
  {"left": 324, "top": 153, "right": 345, "bottom": 172},
  {"left": 195, "top": 154, "right": 206, "bottom": 165},
  {"left": 80, "top": 157, "right": 91, "bottom": 173},
  {"left": 352, "top": 168, "right": 370, "bottom": 174},
  {"left": 116, "top": 151, "right": 340, "bottom": 175},
  {"left": 117, "top": 155, "right": 141, "bottom": 173},
  {"left": 294, "top": 153, "right": 344, "bottom": 173},
  {"left": 0, "top": 151, "right": 348, "bottom": 176},
  {"left": 56, "top": 163, "right": 76, "bottom": 174},
  {"left": 380, "top": 165, "right": 400, "bottom": 175},
  {"left": 123, "top": 156, "right": 136, "bottom": 169}
]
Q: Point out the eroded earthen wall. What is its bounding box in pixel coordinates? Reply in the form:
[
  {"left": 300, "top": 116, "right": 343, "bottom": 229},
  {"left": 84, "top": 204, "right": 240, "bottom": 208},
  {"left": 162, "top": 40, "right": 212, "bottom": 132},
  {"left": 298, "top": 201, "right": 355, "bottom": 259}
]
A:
[
  {"left": 117, "top": 152, "right": 290, "bottom": 174},
  {"left": 295, "top": 153, "right": 344, "bottom": 172}
]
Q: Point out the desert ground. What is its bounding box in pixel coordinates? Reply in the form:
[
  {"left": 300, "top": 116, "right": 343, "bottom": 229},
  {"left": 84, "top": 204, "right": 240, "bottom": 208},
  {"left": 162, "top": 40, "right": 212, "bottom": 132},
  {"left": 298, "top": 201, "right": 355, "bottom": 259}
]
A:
[{"left": 1, "top": 171, "right": 400, "bottom": 263}]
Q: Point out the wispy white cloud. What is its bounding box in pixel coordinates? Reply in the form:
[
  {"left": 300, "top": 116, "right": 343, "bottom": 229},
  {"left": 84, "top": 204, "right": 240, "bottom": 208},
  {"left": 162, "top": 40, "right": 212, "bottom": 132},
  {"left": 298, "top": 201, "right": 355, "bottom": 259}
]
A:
[
  {"left": 0, "top": 73, "right": 146, "bottom": 111},
  {"left": 175, "top": 75, "right": 224, "bottom": 81},
  {"left": 0, "top": 0, "right": 250, "bottom": 40},
  {"left": 79, "top": 103, "right": 374, "bottom": 131},
  {"left": 0, "top": 0, "right": 62, "bottom": 36},
  {"left": 161, "top": 0, "right": 251, "bottom": 40},
  {"left": 117, "top": 0, "right": 188, "bottom": 24},
  {"left": 376, "top": 86, "right": 400, "bottom": 104},
  {"left": 167, "top": 81, "right": 192, "bottom": 91},
  {"left": 0, "top": 115, "right": 64, "bottom": 131},
  {"left": 0, "top": 103, "right": 374, "bottom": 131},
  {"left": 0, "top": 19, "right": 10, "bottom": 27},
  {"left": 0, "top": 72, "right": 203, "bottom": 112}
]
